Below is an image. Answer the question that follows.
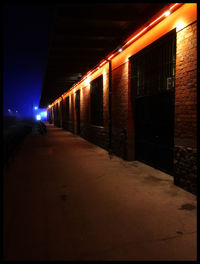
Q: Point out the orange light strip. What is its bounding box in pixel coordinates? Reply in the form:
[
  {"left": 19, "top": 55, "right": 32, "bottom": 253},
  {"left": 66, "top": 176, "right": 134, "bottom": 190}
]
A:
[
  {"left": 87, "top": 71, "right": 92, "bottom": 76},
  {"left": 49, "top": 3, "right": 182, "bottom": 108},
  {"left": 123, "top": 3, "right": 182, "bottom": 48},
  {"left": 170, "top": 3, "right": 179, "bottom": 10},
  {"left": 99, "top": 60, "right": 107, "bottom": 67},
  {"left": 148, "top": 13, "right": 165, "bottom": 27},
  {"left": 87, "top": 69, "right": 96, "bottom": 76},
  {"left": 125, "top": 26, "right": 148, "bottom": 46},
  {"left": 108, "top": 54, "right": 114, "bottom": 60}
]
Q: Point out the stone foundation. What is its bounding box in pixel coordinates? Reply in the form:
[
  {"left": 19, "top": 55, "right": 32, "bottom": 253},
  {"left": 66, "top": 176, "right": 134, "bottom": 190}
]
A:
[{"left": 174, "top": 145, "right": 197, "bottom": 194}]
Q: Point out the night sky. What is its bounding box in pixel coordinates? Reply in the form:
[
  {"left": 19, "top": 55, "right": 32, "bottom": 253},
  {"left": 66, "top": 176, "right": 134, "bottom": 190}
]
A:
[{"left": 3, "top": 3, "right": 54, "bottom": 118}]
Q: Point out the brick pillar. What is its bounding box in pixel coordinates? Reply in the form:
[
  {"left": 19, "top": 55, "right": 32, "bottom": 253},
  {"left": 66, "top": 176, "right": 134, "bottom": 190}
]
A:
[
  {"left": 74, "top": 92, "right": 77, "bottom": 134},
  {"left": 47, "top": 108, "right": 52, "bottom": 123},
  {"left": 54, "top": 105, "right": 58, "bottom": 126},
  {"left": 56, "top": 102, "right": 61, "bottom": 127},
  {"left": 69, "top": 94, "right": 75, "bottom": 133},
  {"left": 51, "top": 107, "right": 54, "bottom": 124},
  {"left": 111, "top": 63, "right": 128, "bottom": 159},
  {"left": 174, "top": 22, "right": 197, "bottom": 194},
  {"left": 59, "top": 99, "right": 63, "bottom": 128},
  {"left": 126, "top": 59, "right": 135, "bottom": 161}
]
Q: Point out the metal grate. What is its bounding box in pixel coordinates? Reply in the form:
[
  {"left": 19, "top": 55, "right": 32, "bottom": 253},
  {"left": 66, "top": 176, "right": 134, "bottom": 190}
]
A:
[{"left": 135, "top": 29, "right": 176, "bottom": 97}]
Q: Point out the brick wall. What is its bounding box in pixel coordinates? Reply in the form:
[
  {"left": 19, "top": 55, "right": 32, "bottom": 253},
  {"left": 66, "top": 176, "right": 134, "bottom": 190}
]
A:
[
  {"left": 68, "top": 94, "right": 74, "bottom": 133},
  {"left": 54, "top": 103, "right": 60, "bottom": 127},
  {"left": 80, "top": 85, "right": 90, "bottom": 139},
  {"left": 52, "top": 23, "right": 197, "bottom": 159},
  {"left": 47, "top": 108, "right": 52, "bottom": 123},
  {"left": 126, "top": 59, "right": 135, "bottom": 160},
  {"left": 79, "top": 76, "right": 109, "bottom": 151},
  {"left": 174, "top": 145, "right": 197, "bottom": 194},
  {"left": 62, "top": 98, "right": 68, "bottom": 130},
  {"left": 59, "top": 101, "right": 63, "bottom": 128},
  {"left": 50, "top": 21, "right": 197, "bottom": 194},
  {"left": 111, "top": 62, "right": 129, "bottom": 158},
  {"left": 175, "top": 22, "right": 197, "bottom": 142},
  {"left": 174, "top": 22, "right": 197, "bottom": 194},
  {"left": 52, "top": 106, "right": 55, "bottom": 124}
]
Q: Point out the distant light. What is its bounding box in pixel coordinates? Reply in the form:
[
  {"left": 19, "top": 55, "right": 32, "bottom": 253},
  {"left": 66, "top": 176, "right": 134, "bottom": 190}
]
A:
[
  {"left": 36, "top": 114, "right": 41, "bottom": 120},
  {"left": 48, "top": 105, "right": 51, "bottom": 108},
  {"left": 34, "top": 106, "right": 38, "bottom": 110},
  {"left": 118, "top": 48, "right": 123, "bottom": 52},
  {"left": 16, "top": 110, "right": 18, "bottom": 113},
  {"left": 164, "top": 10, "right": 171, "bottom": 17},
  {"left": 40, "top": 111, "right": 47, "bottom": 117},
  {"left": 8, "top": 109, "right": 11, "bottom": 112}
]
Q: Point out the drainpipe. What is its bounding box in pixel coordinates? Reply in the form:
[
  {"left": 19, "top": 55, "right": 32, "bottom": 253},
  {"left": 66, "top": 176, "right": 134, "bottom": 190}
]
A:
[{"left": 108, "top": 60, "right": 112, "bottom": 155}]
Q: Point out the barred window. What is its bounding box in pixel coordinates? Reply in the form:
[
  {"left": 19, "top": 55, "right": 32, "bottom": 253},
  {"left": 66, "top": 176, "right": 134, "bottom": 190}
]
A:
[
  {"left": 134, "top": 29, "right": 176, "bottom": 97},
  {"left": 90, "top": 75, "right": 103, "bottom": 126}
]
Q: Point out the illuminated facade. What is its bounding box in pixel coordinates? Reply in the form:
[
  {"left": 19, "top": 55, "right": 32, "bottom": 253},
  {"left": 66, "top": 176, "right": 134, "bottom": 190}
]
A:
[{"left": 47, "top": 4, "right": 197, "bottom": 194}]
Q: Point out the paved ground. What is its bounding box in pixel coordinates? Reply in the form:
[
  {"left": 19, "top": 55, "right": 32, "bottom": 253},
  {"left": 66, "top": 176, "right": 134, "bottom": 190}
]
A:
[{"left": 3, "top": 123, "right": 197, "bottom": 261}]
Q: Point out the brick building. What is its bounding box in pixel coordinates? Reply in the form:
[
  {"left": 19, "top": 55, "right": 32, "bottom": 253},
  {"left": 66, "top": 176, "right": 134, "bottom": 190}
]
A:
[{"left": 40, "top": 3, "right": 197, "bottom": 194}]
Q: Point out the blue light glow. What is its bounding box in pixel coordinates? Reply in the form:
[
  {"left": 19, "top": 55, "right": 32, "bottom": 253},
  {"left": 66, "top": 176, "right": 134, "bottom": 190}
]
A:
[
  {"left": 3, "top": 4, "right": 54, "bottom": 119},
  {"left": 34, "top": 106, "right": 38, "bottom": 110},
  {"left": 40, "top": 111, "right": 47, "bottom": 117},
  {"left": 36, "top": 114, "right": 41, "bottom": 120}
]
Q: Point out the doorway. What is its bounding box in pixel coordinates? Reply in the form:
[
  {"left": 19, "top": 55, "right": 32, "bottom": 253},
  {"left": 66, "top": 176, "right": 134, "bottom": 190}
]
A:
[
  {"left": 75, "top": 90, "right": 80, "bottom": 134},
  {"left": 130, "top": 29, "right": 176, "bottom": 174}
]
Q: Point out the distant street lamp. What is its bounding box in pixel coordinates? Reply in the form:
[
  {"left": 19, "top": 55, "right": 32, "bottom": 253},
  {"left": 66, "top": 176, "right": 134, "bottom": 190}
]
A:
[
  {"left": 8, "top": 109, "right": 12, "bottom": 115},
  {"left": 36, "top": 114, "right": 41, "bottom": 121},
  {"left": 34, "top": 106, "right": 38, "bottom": 110}
]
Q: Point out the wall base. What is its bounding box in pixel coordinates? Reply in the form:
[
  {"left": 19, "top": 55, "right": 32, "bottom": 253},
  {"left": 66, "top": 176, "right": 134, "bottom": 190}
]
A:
[{"left": 174, "top": 145, "right": 197, "bottom": 194}]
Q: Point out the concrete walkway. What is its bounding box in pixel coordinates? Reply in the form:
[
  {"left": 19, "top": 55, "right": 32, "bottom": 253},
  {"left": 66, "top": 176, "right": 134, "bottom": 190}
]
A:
[{"left": 3, "top": 123, "right": 197, "bottom": 261}]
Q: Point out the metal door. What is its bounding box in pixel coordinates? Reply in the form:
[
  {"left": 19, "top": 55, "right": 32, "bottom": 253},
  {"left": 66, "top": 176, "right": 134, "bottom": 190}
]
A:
[{"left": 131, "top": 29, "right": 176, "bottom": 174}]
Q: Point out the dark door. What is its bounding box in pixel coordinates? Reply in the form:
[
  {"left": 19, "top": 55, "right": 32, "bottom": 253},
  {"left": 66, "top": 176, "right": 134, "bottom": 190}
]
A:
[
  {"left": 75, "top": 90, "right": 80, "bottom": 134},
  {"left": 60, "top": 100, "right": 63, "bottom": 128},
  {"left": 131, "top": 29, "right": 176, "bottom": 174}
]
